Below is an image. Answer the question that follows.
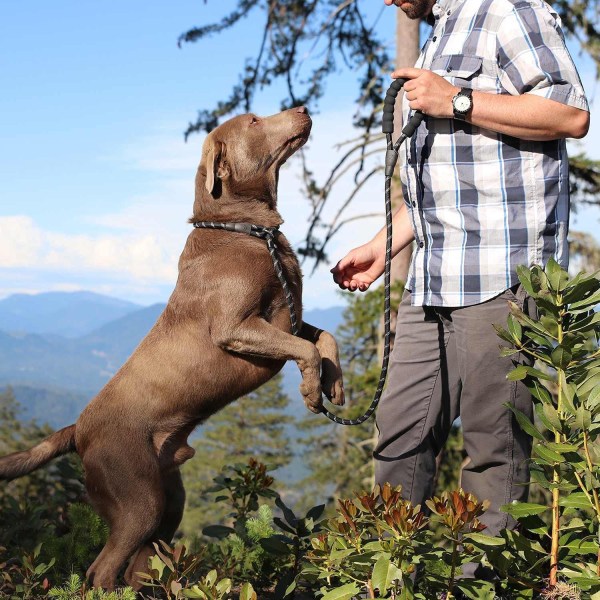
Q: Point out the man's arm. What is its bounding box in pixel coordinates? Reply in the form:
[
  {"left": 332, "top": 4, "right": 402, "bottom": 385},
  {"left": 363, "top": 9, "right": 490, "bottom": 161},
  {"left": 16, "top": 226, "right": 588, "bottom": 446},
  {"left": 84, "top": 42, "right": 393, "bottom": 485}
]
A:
[
  {"left": 394, "top": 67, "right": 589, "bottom": 141},
  {"left": 330, "top": 202, "right": 415, "bottom": 291}
]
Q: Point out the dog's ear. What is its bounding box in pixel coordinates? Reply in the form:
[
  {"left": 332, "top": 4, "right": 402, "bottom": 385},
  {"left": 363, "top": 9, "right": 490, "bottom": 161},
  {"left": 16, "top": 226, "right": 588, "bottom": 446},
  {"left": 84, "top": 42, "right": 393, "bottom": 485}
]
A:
[{"left": 205, "top": 140, "right": 229, "bottom": 196}]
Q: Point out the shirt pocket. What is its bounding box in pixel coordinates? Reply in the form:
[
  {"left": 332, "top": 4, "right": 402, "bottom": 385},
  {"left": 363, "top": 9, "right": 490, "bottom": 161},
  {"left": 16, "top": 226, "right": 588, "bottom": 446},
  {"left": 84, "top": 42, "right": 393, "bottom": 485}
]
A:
[{"left": 430, "top": 54, "right": 483, "bottom": 89}]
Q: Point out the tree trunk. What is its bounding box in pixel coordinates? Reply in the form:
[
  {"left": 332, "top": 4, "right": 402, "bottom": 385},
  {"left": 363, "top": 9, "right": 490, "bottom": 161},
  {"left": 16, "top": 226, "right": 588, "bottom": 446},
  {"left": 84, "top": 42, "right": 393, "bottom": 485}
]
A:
[{"left": 390, "top": 12, "right": 421, "bottom": 296}]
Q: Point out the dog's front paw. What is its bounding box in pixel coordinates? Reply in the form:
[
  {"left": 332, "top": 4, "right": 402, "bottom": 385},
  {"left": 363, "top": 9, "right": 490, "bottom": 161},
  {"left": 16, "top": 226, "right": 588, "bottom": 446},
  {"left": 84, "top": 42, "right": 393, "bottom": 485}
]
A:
[
  {"left": 299, "top": 373, "right": 323, "bottom": 414},
  {"left": 321, "top": 358, "right": 345, "bottom": 406}
]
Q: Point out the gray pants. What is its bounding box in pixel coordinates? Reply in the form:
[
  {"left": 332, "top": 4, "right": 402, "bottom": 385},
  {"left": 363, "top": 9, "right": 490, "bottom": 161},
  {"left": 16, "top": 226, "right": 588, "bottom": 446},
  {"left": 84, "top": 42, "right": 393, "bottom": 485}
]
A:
[{"left": 373, "top": 286, "right": 533, "bottom": 537}]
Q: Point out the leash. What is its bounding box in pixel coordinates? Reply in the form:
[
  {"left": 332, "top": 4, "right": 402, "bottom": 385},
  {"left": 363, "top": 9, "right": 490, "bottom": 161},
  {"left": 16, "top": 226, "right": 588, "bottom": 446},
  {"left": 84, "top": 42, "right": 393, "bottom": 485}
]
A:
[{"left": 193, "top": 81, "right": 423, "bottom": 426}]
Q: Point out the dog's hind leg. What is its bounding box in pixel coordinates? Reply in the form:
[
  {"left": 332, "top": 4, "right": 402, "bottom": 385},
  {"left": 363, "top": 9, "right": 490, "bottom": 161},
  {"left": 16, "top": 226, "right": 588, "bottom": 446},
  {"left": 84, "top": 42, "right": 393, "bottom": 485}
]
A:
[
  {"left": 124, "top": 468, "right": 186, "bottom": 590},
  {"left": 83, "top": 445, "right": 165, "bottom": 590}
]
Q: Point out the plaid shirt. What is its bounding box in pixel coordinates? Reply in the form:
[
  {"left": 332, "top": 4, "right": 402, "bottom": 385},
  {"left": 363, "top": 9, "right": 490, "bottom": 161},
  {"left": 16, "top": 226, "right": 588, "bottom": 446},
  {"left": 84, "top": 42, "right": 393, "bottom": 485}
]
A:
[{"left": 401, "top": 0, "right": 589, "bottom": 307}]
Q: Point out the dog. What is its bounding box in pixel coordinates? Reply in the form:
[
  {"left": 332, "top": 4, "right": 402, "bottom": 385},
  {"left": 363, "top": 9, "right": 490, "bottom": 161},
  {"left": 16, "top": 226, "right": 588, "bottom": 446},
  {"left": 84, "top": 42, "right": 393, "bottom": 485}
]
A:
[{"left": 0, "top": 106, "right": 344, "bottom": 590}]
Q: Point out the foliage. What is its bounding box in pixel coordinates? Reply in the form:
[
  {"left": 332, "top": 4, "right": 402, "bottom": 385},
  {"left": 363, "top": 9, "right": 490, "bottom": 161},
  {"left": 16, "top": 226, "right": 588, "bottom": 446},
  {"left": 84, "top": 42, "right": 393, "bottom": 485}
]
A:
[
  {"left": 492, "top": 259, "right": 600, "bottom": 597},
  {"left": 200, "top": 460, "right": 291, "bottom": 593},
  {"left": 0, "top": 543, "right": 54, "bottom": 600},
  {"left": 41, "top": 503, "right": 108, "bottom": 579},
  {"left": 47, "top": 573, "right": 136, "bottom": 600},
  {"left": 0, "top": 388, "right": 84, "bottom": 545}
]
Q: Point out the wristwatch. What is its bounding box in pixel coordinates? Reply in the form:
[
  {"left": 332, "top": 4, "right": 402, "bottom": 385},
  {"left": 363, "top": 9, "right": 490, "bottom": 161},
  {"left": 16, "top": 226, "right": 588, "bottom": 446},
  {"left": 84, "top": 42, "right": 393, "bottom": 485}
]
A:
[{"left": 452, "top": 88, "right": 473, "bottom": 120}]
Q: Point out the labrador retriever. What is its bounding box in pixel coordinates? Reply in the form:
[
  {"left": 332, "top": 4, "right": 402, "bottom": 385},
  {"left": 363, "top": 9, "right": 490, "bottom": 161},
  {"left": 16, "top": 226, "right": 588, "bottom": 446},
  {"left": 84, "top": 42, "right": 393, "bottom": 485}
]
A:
[{"left": 0, "top": 106, "right": 344, "bottom": 590}]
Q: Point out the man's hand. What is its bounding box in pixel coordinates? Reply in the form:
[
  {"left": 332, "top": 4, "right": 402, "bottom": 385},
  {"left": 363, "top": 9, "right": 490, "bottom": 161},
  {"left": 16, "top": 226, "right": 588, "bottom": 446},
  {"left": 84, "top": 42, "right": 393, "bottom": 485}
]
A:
[
  {"left": 392, "top": 67, "right": 459, "bottom": 118},
  {"left": 330, "top": 242, "right": 385, "bottom": 292}
]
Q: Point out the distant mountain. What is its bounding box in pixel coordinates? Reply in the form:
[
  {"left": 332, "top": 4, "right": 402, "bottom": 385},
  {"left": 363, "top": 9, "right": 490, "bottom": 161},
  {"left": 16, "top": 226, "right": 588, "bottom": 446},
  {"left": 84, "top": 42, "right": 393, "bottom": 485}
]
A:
[
  {"left": 0, "top": 291, "right": 345, "bottom": 428},
  {"left": 0, "top": 291, "right": 141, "bottom": 338}
]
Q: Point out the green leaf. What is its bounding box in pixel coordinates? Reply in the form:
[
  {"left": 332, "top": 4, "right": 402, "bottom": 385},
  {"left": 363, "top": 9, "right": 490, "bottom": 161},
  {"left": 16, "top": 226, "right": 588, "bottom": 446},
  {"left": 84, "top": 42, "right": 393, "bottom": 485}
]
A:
[
  {"left": 545, "top": 442, "right": 580, "bottom": 453},
  {"left": 182, "top": 588, "right": 207, "bottom": 599},
  {"left": 564, "top": 540, "right": 600, "bottom": 554},
  {"left": 536, "top": 402, "right": 561, "bottom": 432},
  {"left": 534, "top": 444, "right": 563, "bottom": 463},
  {"left": 560, "top": 492, "right": 593, "bottom": 510},
  {"left": 202, "top": 525, "right": 236, "bottom": 539},
  {"left": 465, "top": 532, "right": 506, "bottom": 547},
  {"left": 507, "top": 365, "right": 528, "bottom": 381},
  {"left": 320, "top": 583, "right": 360, "bottom": 600},
  {"left": 507, "top": 405, "right": 545, "bottom": 440},
  {"left": 260, "top": 537, "right": 292, "bottom": 554},
  {"left": 500, "top": 502, "right": 548, "bottom": 518},
  {"left": 587, "top": 385, "right": 600, "bottom": 410},
  {"left": 507, "top": 314, "right": 523, "bottom": 342},
  {"left": 371, "top": 556, "right": 402, "bottom": 593},
  {"left": 530, "top": 380, "right": 553, "bottom": 404},
  {"left": 500, "top": 346, "right": 520, "bottom": 357},
  {"left": 517, "top": 265, "right": 535, "bottom": 296},
  {"left": 546, "top": 258, "right": 568, "bottom": 292},
  {"left": 494, "top": 324, "right": 515, "bottom": 345},
  {"left": 455, "top": 578, "right": 497, "bottom": 599},
  {"left": 570, "top": 311, "right": 600, "bottom": 333},
  {"left": 531, "top": 265, "right": 549, "bottom": 293},
  {"left": 578, "top": 372, "right": 600, "bottom": 397},
  {"left": 561, "top": 375, "right": 577, "bottom": 415},
  {"left": 575, "top": 406, "right": 592, "bottom": 430},
  {"left": 305, "top": 504, "right": 326, "bottom": 522},
  {"left": 239, "top": 582, "right": 257, "bottom": 600},
  {"left": 569, "top": 288, "right": 600, "bottom": 310},
  {"left": 551, "top": 345, "right": 572, "bottom": 369}
]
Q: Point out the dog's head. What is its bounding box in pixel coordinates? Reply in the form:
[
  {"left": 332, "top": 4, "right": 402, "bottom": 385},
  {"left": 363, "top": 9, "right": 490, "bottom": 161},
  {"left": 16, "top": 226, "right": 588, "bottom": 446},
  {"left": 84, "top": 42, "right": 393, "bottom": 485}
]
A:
[{"left": 194, "top": 107, "right": 312, "bottom": 213}]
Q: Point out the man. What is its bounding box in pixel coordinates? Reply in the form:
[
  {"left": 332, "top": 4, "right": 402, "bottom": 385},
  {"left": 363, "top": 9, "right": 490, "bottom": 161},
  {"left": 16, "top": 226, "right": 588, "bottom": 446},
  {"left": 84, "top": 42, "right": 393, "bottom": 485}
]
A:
[{"left": 331, "top": 0, "right": 589, "bottom": 575}]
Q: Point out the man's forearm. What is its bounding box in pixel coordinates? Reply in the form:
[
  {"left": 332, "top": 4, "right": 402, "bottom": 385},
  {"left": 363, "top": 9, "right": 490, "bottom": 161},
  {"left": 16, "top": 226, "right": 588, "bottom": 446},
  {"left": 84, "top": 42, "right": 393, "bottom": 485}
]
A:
[
  {"left": 371, "top": 202, "right": 415, "bottom": 258},
  {"left": 393, "top": 67, "right": 590, "bottom": 142},
  {"left": 468, "top": 91, "right": 589, "bottom": 141}
]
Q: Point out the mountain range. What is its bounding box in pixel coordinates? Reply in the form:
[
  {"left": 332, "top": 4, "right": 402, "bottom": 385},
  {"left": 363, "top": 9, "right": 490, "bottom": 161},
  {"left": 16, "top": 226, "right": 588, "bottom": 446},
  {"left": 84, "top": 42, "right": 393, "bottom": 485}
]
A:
[{"left": 0, "top": 291, "right": 344, "bottom": 428}]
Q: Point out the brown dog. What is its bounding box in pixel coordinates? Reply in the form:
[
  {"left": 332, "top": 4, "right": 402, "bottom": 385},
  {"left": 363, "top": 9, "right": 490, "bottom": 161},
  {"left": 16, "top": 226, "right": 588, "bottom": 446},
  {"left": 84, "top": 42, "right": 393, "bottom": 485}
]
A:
[{"left": 0, "top": 106, "right": 344, "bottom": 590}]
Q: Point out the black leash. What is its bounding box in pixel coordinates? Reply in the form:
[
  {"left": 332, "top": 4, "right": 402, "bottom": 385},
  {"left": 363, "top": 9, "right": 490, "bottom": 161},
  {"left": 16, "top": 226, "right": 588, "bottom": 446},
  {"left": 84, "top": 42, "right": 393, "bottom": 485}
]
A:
[{"left": 194, "top": 81, "right": 423, "bottom": 426}]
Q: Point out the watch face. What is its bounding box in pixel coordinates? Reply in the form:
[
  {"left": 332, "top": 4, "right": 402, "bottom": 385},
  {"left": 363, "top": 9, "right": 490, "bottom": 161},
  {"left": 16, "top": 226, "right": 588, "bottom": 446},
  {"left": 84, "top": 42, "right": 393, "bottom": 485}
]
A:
[{"left": 454, "top": 95, "right": 472, "bottom": 113}]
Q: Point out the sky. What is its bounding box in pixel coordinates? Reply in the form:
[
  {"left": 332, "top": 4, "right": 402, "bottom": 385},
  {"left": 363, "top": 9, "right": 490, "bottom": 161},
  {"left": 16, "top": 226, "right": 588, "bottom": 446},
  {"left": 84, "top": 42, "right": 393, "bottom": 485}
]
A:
[{"left": 0, "top": 0, "right": 598, "bottom": 310}]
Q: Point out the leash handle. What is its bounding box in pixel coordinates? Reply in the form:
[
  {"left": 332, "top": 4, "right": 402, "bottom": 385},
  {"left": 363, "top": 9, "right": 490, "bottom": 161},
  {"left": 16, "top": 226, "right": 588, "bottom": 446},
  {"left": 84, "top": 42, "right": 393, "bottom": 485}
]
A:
[{"left": 382, "top": 78, "right": 426, "bottom": 138}]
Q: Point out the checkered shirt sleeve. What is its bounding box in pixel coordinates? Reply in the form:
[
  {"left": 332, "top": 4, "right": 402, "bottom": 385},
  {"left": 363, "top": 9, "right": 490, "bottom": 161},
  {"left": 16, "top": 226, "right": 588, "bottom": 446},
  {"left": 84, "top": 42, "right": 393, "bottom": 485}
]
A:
[{"left": 496, "top": 1, "right": 589, "bottom": 110}]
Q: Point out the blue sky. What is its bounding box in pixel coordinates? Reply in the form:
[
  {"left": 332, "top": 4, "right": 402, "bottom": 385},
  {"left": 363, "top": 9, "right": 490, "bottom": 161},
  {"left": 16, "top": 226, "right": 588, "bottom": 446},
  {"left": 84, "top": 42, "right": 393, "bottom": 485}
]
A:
[{"left": 0, "top": 1, "right": 598, "bottom": 308}]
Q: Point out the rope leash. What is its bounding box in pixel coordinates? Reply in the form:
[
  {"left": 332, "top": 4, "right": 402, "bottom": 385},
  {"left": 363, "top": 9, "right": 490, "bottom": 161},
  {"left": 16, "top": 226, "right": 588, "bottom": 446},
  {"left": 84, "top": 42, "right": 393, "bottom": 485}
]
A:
[{"left": 194, "top": 80, "right": 423, "bottom": 426}]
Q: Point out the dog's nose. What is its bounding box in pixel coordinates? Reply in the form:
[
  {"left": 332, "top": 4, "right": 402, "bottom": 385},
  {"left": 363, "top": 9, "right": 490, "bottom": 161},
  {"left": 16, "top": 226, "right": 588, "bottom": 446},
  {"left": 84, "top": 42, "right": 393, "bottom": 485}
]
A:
[{"left": 296, "top": 106, "right": 309, "bottom": 115}]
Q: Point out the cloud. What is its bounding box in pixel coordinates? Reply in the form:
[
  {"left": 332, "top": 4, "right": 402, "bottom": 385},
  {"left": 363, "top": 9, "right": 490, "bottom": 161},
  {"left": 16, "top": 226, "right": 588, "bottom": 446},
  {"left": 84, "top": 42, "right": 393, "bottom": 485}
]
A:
[
  {"left": 0, "top": 110, "right": 390, "bottom": 307},
  {"left": 0, "top": 215, "right": 178, "bottom": 283}
]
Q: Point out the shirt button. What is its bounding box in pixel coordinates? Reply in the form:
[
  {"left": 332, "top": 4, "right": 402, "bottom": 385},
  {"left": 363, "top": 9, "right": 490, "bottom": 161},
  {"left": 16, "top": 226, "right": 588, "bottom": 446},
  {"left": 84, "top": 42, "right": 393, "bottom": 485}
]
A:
[
  {"left": 432, "top": 36, "right": 437, "bottom": 42},
  {"left": 447, "top": 67, "right": 452, "bottom": 73},
  {"left": 412, "top": 201, "right": 416, "bottom": 207},
  {"left": 419, "top": 242, "right": 424, "bottom": 248},
  {"left": 447, "top": 9, "right": 451, "bottom": 14}
]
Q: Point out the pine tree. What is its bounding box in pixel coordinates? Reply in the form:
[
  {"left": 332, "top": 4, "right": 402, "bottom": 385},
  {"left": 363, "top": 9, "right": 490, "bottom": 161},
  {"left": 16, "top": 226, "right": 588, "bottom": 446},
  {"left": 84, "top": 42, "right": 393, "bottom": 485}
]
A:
[{"left": 180, "top": 373, "right": 293, "bottom": 536}]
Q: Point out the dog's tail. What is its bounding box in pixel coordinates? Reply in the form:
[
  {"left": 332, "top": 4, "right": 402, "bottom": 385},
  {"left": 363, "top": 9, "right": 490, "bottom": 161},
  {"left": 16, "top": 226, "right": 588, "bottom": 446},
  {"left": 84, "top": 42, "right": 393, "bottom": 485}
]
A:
[{"left": 0, "top": 424, "right": 76, "bottom": 481}]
